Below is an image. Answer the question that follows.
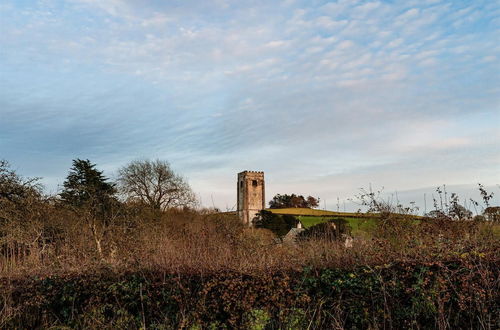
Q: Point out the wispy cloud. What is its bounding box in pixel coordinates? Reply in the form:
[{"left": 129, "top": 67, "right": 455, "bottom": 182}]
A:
[{"left": 0, "top": 0, "right": 499, "bottom": 209}]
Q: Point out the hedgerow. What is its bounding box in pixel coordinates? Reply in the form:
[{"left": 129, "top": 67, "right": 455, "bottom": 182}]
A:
[{"left": 2, "top": 256, "right": 498, "bottom": 329}]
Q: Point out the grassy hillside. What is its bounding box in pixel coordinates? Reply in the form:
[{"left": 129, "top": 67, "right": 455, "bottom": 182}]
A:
[
  {"left": 266, "top": 208, "right": 377, "bottom": 218},
  {"left": 267, "top": 207, "right": 422, "bottom": 219},
  {"left": 267, "top": 208, "right": 423, "bottom": 237},
  {"left": 297, "top": 216, "right": 378, "bottom": 237}
]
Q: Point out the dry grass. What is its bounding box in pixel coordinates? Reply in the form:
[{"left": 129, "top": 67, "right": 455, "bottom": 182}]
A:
[
  {"left": 2, "top": 200, "right": 498, "bottom": 329},
  {"left": 1, "top": 207, "right": 498, "bottom": 279}
]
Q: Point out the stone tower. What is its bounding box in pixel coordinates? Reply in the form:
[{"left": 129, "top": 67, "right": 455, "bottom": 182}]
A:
[{"left": 237, "top": 171, "right": 265, "bottom": 226}]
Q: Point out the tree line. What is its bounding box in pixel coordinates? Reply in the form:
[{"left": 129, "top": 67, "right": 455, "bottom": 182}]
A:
[
  {"left": 0, "top": 158, "right": 196, "bottom": 260},
  {"left": 59, "top": 158, "right": 196, "bottom": 211}
]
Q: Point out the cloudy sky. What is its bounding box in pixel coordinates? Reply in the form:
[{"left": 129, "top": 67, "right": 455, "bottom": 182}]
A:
[{"left": 1, "top": 0, "right": 499, "bottom": 212}]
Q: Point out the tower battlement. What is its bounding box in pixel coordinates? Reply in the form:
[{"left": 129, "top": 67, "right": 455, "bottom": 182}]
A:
[{"left": 237, "top": 171, "right": 265, "bottom": 226}]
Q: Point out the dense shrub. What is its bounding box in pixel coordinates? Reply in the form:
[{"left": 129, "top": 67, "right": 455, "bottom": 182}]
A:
[
  {"left": 297, "top": 218, "right": 351, "bottom": 242},
  {"left": 254, "top": 210, "right": 299, "bottom": 237},
  {"left": 1, "top": 257, "right": 498, "bottom": 329}
]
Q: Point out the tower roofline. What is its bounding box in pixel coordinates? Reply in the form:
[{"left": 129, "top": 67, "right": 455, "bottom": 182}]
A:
[{"left": 238, "top": 170, "right": 264, "bottom": 174}]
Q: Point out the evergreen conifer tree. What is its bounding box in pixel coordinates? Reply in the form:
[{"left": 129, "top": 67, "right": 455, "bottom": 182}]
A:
[{"left": 60, "top": 159, "right": 116, "bottom": 210}]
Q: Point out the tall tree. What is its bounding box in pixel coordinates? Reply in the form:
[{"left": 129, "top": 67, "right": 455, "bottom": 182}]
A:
[
  {"left": 60, "top": 159, "right": 117, "bottom": 259},
  {"left": 118, "top": 159, "right": 196, "bottom": 211},
  {"left": 60, "top": 159, "right": 116, "bottom": 209}
]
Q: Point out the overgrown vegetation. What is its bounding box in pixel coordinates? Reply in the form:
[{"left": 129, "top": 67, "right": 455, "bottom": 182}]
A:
[
  {"left": 1, "top": 159, "right": 499, "bottom": 328},
  {"left": 297, "top": 218, "right": 351, "bottom": 242},
  {"left": 2, "top": 258, "right": 498, "bottom": 329},
  {"left": 254, "top": 210, "right": 299, "bottom": 237}
]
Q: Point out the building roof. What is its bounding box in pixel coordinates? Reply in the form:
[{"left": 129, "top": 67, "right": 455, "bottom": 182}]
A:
[{"left": 282, "top": 227, "right": 305, "bottom": 243}]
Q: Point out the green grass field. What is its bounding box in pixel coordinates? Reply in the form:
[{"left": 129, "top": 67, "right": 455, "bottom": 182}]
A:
[
  {"left": 297, "top": 216, "right": 379, "bottom": 237},
  {"left": 265, "top": 208, "right": 377, "bottom": 218},
  {"left": 266, "top": 208, "right": 424, "bottom": 238},
  {"left": 267, "top": 208, "right": 381, "bottom": 235}
]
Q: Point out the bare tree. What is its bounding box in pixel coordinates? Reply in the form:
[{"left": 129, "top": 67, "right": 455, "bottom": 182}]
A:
[
  {"left": 0, "top": 159, "right": 41, "bottom": 204},
  {"left": 118, "top": 159, "right": 196, "bottom": 211},
  {"left": 0, "top": 160, "right": 53, "bottom": 263}
]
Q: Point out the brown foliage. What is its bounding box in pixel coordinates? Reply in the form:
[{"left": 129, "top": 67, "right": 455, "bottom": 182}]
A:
[
  {"left": 1, "top": 201, "right": 499, "bottom": 328},
  {"left": 1, "top": 203, "right": 498, "bottom": 278}
]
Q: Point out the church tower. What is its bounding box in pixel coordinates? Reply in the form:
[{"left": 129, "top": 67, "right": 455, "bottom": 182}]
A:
[{"left": 237, "top": 171, "right": 265, "bottom": 226}]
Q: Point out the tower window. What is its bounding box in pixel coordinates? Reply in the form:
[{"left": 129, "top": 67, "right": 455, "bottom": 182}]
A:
[
  {"left": 240, "top": 181, "right": 243, "bottom": 188},
  {"left": 252, "top": 180, "right": 258, "bottom": 187}
]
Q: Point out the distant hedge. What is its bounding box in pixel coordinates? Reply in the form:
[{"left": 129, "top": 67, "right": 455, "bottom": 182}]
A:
[{"left": 2, "top": 258, "right": 498, "bottom": 329}]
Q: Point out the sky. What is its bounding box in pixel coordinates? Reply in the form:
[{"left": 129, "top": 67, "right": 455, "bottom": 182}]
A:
[{"left": 1, "top": 0, "right": 499, "bottom": 213}]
